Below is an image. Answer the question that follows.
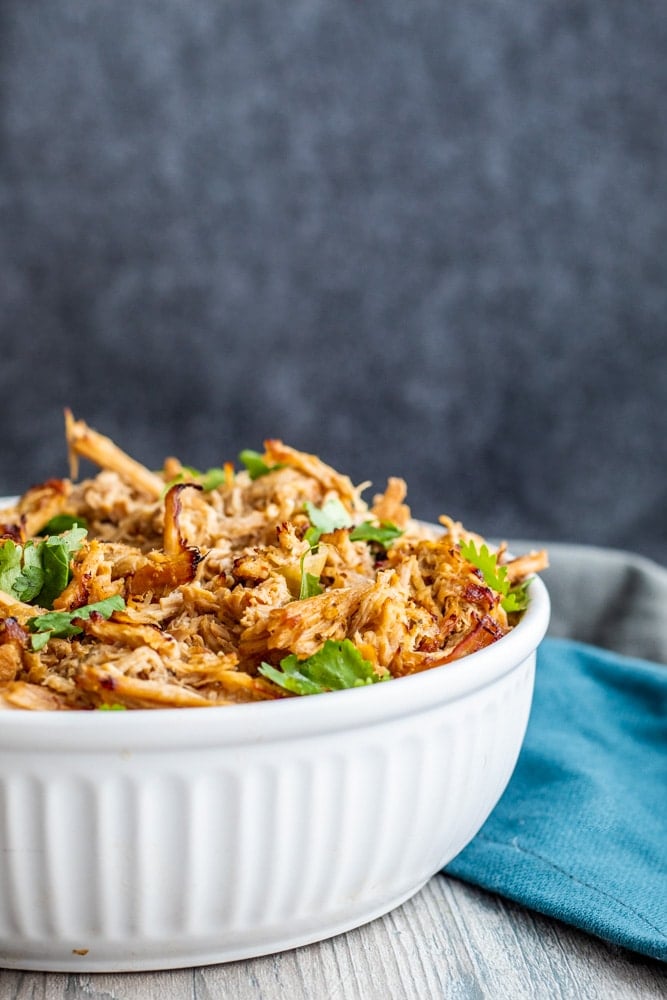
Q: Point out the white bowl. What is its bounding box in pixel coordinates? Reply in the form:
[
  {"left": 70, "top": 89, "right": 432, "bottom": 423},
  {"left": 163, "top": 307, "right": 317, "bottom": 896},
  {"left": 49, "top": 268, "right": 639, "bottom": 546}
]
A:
[{"left": 0, "top": 570, "right": 549, "bottom": 972}]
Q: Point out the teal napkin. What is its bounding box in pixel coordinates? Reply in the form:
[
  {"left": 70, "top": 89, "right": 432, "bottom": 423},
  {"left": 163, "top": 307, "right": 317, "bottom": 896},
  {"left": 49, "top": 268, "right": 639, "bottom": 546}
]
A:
[{"left": 445, "top": 636, "right": 667, "bottom": 960}]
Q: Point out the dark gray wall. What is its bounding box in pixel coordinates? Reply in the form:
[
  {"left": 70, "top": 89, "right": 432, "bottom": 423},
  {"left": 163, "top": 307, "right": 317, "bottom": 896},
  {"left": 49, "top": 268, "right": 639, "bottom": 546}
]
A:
[{"left": 2, "top": 1, "right": 666, "bottom": 561}]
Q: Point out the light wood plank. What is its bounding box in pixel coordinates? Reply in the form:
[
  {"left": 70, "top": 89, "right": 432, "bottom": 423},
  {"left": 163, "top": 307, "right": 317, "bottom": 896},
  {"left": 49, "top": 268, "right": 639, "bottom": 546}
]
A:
[
  {"left": 1, "top": 876, "right": 665, "bottom": 999},
  {"left": 435, "top": 876, "right": 666, "bottom": 1000}
]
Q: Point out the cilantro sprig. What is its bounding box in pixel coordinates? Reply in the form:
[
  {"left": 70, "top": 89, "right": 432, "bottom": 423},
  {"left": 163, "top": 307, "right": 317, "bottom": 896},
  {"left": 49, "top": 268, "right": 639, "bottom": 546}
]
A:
[
  {"left": 303, "top": 498, "right": 352, "bottom": 547},
  {"left": 239, "top": 450, "right": 284, "bottom": 481},
  {"left": 162, "top": 466, "right": 228, "bottom": 495},
  {"left": 297, "top": 502, "right": 403, "bottom": 596},
  {"left": 295, "top": 498, "right": 354, "bottom": 597},
  {"left": 38, "top": 514, "right": 89, "bottom": 534},
  {"left": 259, "top": 639, "right": 387, "bottom": 695},
  {"left": 27, "top": 594, "right": 126, "bottom": 651},
  {"left": 459, "top": 539, "right": 530, "bottom": 613},
  {"left": 298, "top": 550, "right": 324, "bottom": 599},
  {"left": 0, "top": 527, "right": 87, "bottom": 609},
  {"left": 349, "top": 520, "right": 403, "bottom": 549}
]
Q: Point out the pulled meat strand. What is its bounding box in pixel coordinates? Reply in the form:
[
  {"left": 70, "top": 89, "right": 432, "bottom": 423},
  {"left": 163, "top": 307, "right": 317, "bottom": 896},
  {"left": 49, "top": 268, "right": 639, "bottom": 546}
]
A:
[{"left": 65, "top": 409, "right": 165, "bottom": 500}]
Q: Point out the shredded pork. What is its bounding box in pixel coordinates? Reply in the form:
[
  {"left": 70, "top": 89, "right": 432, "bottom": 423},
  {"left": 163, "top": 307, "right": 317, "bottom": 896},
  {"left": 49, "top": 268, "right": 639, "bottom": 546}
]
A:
[{"left": 0, "top": 413, "right": 548, "bottom": 710}]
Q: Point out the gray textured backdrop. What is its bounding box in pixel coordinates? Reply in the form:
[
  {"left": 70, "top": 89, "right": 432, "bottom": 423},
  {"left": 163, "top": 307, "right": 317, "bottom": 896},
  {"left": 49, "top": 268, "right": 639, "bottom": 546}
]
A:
[{"left": 1, "top": 1, "right": 666, "bottom": 561}]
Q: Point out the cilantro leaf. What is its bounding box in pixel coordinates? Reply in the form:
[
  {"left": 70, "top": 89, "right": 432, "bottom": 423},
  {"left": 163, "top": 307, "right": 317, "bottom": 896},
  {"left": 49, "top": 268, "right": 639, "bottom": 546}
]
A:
[
  {"left": 296, "top": 498, "right": 352, "bottom": 597},
  {"left": 11, "top": 542, "right": 45, "bottom": 602},
  {"left": 162, "top": 466, "right": 227, "bottom": 495},
  {"left": 38, "top": 514, "right": 88, "bottom": 534},
  {"left": 297, "top": 545, "right": 326, "bottom": 600},
  {"left": 350, "top": 520, "right": 403, "bottom": 548},
  {"left": 27, "top": 594, "right": 126, "bottom": 650},
  {"left": 298, "top": 551, "right": 324, "bottom": 600},
  {"left": 303, "top": 498, "right": 353, "bottom": 547},
  {"left": 259, "top": 639, "right": 387, "bottom": 696},
  {"left": 36, "top": 528, "right": 87, "bottom": 609},
  {"left": 0, "top": 540, "right": 23, "bottom": 596},
  {"left": 500, "top": 581, "right": 530, "bottom": 613},
  {"left": 199, "top": 468, "right": 227, "bottom": 491},
  {"left": 38, "top": 540, "right": 73, "bottom": 609},
  {"left": 0, "top": 528, "right": 87, "bottom": 609},
  {"left": 459, "top": 539, "right": 507, "bottom": 591},
  {"left": 180, "top": 465, "right": 228, "bottom": 492},
  {"left": 41, "top": 550, "right": 69, "bottom": 606},
  {"left": 459, "top": 539, "right": 531, "bottom": 613},
  {"left": 239, "top": 450, "right": 284, "bottom": 481},
  {"left": 53, "top": 526, "right": 88, "bottom": 555}
]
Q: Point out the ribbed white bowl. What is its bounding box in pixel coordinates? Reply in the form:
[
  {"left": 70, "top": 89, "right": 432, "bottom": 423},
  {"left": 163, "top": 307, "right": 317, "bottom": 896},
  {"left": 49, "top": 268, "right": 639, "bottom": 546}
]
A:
[{"left": 0, "top": 576, "right": 549, "bottom": 972}]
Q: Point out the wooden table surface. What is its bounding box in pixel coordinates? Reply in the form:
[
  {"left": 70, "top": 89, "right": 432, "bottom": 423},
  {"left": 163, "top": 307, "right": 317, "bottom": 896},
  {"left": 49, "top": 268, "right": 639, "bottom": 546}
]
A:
[{"left": 2, "top": 875, "right": 664, "bottom": 999}]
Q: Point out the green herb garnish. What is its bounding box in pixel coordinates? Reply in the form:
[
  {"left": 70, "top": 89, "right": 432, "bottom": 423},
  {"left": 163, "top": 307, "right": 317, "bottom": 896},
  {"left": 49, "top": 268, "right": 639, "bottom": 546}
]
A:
[
  {"left": 349, "top": 520, "right": 403, "bottom": 549},
  {"left": 12, "top": 542, "right": 45, "bottom": 602},
  {"left": 259, "top": 638, "right": 387, "bottom": 696},
  {"left": 298, "top": 549, "right": 324, "bottom": 600},
  {"left": 38, "top": 514, "right": 89, "bottom": 534},
  {"left": 162, "top": 466, "right": 227, "bottom": 496},
  {"left": 37, "top": 528, "right": 88, "bottom": 608},
  {"left": 27, "top": 594, "right": 126, "bottom": 650},
  {"left": 459, "top": 539, "right": 530, "bottom": 613},
  {"left": 198, "top": 468, "right": 227, "bottom": 491},
  {"left": 0, "top": 527, "right": 87, "bottom": 609},
  {"left": 303, "top": 498, "right": 352, "bottom": 547},
  {"left": 238, "top": 450, "right": 284, "bottom": 481},
  {"left": 0, "top": 540, "right": 23, "bottom": 597}
]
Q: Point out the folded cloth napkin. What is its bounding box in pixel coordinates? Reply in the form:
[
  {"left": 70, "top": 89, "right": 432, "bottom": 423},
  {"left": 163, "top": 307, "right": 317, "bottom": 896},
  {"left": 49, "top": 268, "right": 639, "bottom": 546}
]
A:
[{"left": 445, "top": 634, "right": 667, "bottom": 961}]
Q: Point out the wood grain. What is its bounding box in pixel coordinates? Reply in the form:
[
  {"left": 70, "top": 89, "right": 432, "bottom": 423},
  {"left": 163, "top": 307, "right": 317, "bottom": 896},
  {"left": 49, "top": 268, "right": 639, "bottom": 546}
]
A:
[{"left": 1, "top": 877, "right": 665, "bottom": 999}]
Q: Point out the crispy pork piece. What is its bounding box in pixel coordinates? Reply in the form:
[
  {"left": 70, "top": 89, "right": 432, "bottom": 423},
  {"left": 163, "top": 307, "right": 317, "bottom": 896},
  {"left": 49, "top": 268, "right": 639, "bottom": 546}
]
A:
[
  {"left": 239, "top": 586, "right": 363, "bottom": 661},
  {"left": 0, "top": 681, "right": 71, "bottom": 710},
  {"left": 76, "top": 612, "right": 177, "bottom": 657},
  {"left": 65, "top": 409, "right": 165, "bottom": 499},
  {"left": 76, "top": 662, "right": 218, "bottom": 708},
  {"left": 370, "top": 477, "right": 412, "bottom": 528},
  {"left": 0, "top": 617, "right": 27, "bottom": 683},
  {"left": 395, "top": 614, "right": 508, "bottom": 675},
  {"left": 16, "top": 479, "right": 72, "bottom": 538},
  {"left": 127, "top": 549, "right": 201, "bottom": 597},
  {"left": 263, "top": 439, "right": 365, "bottom": 512},
  {"left": 504, "top": 549, "right": 549, "bottom": 582},
  {"left": 0, "top": 590, "right": 46, "bottom": 625},
  {"left": 53, "top": 539, "right": 121, "bottom": 611},
  {"left": 127, "top": 484, "right": 202, "bottom": 597}
]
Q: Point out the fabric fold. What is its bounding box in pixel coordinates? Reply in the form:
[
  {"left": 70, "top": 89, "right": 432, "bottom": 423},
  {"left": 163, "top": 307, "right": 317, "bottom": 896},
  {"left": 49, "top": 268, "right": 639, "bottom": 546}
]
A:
[{"left": 445, "top": 636, "right": 667, "bottom": 961}]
